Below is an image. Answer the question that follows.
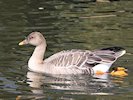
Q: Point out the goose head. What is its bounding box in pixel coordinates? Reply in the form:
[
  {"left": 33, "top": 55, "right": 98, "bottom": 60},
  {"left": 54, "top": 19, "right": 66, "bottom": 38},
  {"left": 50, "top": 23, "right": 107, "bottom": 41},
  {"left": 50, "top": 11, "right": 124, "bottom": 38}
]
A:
[{"left": 19, "top": 32, "right": 46, "bottom": 46}]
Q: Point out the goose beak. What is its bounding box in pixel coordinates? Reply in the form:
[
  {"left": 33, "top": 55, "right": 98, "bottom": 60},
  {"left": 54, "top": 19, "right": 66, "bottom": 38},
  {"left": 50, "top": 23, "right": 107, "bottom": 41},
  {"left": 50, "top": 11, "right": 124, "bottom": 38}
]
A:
[{"left": 19, "top": 39, "right": 28, "bottom": 45}]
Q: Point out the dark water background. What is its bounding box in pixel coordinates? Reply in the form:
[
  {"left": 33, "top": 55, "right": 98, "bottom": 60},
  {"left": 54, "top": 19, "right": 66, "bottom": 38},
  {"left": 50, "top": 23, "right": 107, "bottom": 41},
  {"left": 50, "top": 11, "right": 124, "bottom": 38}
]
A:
[{"left": 0, "top": 0, "right": 133, "bottom": 99}]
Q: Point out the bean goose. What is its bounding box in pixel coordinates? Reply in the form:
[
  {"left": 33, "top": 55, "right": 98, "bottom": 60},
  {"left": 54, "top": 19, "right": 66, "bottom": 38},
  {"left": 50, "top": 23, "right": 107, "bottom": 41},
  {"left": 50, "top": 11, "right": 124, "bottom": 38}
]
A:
[{"left": 19, "top": 32, "right": 126, "bottom": 75}]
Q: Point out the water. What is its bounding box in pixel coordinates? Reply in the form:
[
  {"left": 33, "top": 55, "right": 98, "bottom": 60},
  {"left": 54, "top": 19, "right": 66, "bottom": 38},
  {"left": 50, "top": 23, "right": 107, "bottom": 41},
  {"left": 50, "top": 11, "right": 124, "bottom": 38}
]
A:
[{"left": 0, "top": 0, "right": 133, "bottom": 99}]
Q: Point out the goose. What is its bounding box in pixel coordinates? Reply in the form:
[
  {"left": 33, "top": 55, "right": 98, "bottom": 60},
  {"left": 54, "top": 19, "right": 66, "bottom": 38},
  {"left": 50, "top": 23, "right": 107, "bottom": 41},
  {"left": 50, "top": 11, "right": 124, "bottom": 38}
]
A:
[{"left": 19, "top": 32, "right": 126, "bottom": 75}]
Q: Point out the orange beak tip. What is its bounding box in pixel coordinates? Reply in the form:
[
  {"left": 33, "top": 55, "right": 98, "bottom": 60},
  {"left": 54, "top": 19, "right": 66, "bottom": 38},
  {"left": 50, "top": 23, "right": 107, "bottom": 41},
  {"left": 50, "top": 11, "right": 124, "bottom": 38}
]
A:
[
  {"left": 18, "top": 40, "right": 28, "bottom": 46},
  {"left": 19, "top": 41, "right": 24, "bottom": 46}
]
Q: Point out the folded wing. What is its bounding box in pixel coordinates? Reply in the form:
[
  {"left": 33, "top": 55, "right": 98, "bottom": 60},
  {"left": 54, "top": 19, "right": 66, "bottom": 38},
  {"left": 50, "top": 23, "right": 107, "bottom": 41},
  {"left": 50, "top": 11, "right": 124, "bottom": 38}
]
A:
[{"left": 44, "top": 49, "right": 118, "bottom": 74}]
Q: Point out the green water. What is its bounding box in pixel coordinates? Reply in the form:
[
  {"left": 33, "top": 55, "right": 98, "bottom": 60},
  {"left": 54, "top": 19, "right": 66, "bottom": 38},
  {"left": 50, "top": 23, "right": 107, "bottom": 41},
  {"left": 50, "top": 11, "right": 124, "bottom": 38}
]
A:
[{"left": 0, "top": 0, "right": 133, "bottom": 99}]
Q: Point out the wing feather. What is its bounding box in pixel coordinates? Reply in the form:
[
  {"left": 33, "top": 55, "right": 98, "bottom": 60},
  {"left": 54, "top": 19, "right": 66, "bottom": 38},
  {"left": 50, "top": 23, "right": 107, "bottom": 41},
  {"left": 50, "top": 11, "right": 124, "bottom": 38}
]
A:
[{"left": 44, "top": 49, "right": 116, "bottom": 69}]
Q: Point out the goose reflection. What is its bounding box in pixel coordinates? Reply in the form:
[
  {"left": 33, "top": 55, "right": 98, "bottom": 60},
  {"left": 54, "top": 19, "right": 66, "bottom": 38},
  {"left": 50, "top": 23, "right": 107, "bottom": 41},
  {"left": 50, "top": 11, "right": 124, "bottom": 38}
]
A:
[{"left": 26, "top": 71, "right": 114, "bottom": 96}]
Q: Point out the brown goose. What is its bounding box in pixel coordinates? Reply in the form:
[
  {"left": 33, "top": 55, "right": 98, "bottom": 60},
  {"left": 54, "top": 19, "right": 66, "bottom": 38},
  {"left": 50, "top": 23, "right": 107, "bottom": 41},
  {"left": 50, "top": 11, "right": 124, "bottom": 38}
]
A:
[{"left": 19, "top": 32, "right": 126, "bottom": 75}]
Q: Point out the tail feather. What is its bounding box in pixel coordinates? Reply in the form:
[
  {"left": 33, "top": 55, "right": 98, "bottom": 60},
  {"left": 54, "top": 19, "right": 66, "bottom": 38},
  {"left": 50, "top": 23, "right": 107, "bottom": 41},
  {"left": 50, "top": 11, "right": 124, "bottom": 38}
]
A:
[
  {"left": 92, "top": 46, "right": 126, "bottom": 74},
  {"left": 100, "top": 46, "right": 126, "bottom": 58},
  {"left": 101, "top": 47, "right": 125, "bottom": 52}
]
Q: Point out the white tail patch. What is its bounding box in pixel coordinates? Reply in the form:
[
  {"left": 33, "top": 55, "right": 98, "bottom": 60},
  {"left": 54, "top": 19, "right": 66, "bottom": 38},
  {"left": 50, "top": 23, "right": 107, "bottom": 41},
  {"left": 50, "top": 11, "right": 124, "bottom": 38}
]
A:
[{"left": 92, "top": 63, "right": 112, "bottom": 73}]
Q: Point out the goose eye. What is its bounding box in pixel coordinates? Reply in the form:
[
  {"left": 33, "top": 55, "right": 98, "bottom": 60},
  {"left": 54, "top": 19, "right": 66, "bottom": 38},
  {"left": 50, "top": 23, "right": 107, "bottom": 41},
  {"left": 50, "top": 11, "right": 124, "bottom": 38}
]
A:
[{"left": 29, "top": 36, "right": 34, "bottom": 40}]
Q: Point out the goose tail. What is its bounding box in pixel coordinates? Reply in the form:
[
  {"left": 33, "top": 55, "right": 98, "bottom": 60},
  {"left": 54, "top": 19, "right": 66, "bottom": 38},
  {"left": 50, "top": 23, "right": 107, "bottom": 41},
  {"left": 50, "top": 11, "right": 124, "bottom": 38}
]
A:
[
  {"left": 101, "top": 46, "right": 126, "bottom": 58},
  {"left": 92, "top": 47, "right": 126, "bottom": 75}
]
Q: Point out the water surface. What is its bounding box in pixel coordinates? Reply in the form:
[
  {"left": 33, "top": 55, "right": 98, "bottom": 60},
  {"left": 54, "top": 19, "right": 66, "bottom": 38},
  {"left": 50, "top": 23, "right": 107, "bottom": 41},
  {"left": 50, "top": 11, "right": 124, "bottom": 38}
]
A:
[{"left": 0, "top": 0, "right": 133, "bottom": 99}]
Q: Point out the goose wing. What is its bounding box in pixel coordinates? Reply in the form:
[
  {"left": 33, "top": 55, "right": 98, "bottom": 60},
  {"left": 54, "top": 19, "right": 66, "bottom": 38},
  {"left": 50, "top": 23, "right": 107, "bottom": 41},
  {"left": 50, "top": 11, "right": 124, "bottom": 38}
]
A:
[{"left": 45, "top": 49, "right": 116, "bottom": 69}]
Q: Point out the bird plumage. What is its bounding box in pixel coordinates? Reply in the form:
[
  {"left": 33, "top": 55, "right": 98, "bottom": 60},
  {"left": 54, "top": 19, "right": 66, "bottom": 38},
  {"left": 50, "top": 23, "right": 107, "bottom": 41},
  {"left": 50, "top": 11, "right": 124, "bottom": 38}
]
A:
[{"left": 19, "top": 32, "right": 126, "bottom": 75}]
